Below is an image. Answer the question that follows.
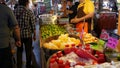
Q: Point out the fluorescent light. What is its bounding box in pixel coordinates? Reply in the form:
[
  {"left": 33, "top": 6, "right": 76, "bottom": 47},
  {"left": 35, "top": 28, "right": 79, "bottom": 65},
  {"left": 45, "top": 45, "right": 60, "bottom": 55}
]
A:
[{"left": 117, "top": 0, "right": 120, "bottom": 3}]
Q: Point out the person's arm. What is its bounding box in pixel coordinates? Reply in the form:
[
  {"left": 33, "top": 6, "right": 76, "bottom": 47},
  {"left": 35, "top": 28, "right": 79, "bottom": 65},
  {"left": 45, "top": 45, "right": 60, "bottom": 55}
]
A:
[
  {"left": 71, "top": 2, "right": 94, "bottom": 23},
  {"left": 13, "top": 25, "right": 21, "bottom": 47},
  {"left": 78, "top": 12, "right": 94, "bottom": 21},
  {"left": 67, "top": 10, "right": 73, "bottom": 14},
  {"left": 8, "top": 8, "right": 21, "bottom": 47},
  {"left": 71, "top": 12, "right": 94, "bottom": 23}
]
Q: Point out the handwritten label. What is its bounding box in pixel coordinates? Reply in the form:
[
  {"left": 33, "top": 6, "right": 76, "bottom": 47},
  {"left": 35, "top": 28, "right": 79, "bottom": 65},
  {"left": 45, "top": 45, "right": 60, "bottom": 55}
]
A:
[
  {"left": 106, "top": 37, "right": 118, "bottom": 49},
  {"left": 106, "top": 33, "right": 120, "bottom": 49}
]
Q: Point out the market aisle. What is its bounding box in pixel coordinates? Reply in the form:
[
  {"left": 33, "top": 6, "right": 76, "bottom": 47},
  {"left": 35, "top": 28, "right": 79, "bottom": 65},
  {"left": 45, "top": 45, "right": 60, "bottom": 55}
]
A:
[
  {"left": 32, "top": 24, "right": 41, "bottom": 68},
  {"left": 22, "top": 23, "right": 41, "bottom": 68}
]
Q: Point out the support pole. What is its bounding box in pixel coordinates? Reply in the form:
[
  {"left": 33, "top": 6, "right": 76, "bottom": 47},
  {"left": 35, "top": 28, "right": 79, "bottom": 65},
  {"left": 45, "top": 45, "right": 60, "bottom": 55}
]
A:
[
  {"left": 117, "top": 10, "right": 120, "bottom": 52},
  {"left": 118, "top": 10, "right": 120, "bottom": 35}
]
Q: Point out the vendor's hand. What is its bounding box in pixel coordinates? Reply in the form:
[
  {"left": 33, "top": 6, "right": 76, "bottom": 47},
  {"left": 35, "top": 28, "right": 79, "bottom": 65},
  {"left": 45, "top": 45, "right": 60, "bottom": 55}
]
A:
[
  {"left": 71, "top": 18, "right": 82, "bottom": 23},
  {"left": 15, "top": 41, "right": 21, "bottom": 47},
  {"left": 70, "top": 19, "right": 74, "bottom": 23},
  {"left": 66, "top": 10, "right": 69, "bottom": 13},
  {"left": 70, "top": 18, "right": 79, "bottom": 23}
]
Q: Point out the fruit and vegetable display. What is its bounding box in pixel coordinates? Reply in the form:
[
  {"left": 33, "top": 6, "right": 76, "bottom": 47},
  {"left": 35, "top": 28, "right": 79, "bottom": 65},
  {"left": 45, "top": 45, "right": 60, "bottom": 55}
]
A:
[
  {"left": 43, "top": 34, "right": 81, "bottom": 50},
  {"left": 48, "top": 43, "right": 115, "bottom": 68},
  {"left": 41, "top": 24, "right": 67, "bottom": 40},
  {"left": 82, "top": 33, "right": 98, "bottom": 44},
  {"left": 91, "top": 39, "right": 105, "bottom": 52},
  {"left": 40, "top": 23, "right": 120, "bottom": 68}
]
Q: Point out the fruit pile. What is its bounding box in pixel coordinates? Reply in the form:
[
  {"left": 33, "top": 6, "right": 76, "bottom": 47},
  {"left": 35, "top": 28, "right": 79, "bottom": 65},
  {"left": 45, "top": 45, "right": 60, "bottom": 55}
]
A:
[
  {"left": 49, "top": 44, "right": 106, "bottom": 68},
  {"left": 82, "top": 33, "right": 98, "bottom": 44},
  {"left": 41, "top": 24, "right": 67, "bottom": 40},
  {"left": 43, "top": 34, "right": 80, "bottom": 50}
]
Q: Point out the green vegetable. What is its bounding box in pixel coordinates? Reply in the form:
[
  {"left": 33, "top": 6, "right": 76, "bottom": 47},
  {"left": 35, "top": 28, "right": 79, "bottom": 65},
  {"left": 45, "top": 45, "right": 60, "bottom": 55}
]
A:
[
  {"left": 91, "top": 39, "right": 105, "bottom": 52},
  {"left": 40, "top": 24, "right": 67, "bottom": 39}
]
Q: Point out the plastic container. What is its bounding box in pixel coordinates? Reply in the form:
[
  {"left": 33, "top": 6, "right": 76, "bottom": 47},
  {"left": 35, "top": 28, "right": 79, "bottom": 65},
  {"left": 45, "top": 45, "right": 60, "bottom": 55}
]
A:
[
  {"left": 49, "top": 58, "right": 59, "bottom": 68},
  {"left": 78, "top": 44, "right": 83, "bottom": 48},
  {"left": 75, "top": 48, "right": 98, "bottom": 61},
  {"left": 52, "top": 54, "right": 58, "bottom": 59},
  {"left": 85, "top": 44, "right": 90, "bottom": 49},
  {"left": 75, "top": 49, "right": 85, "bottom": 58},
  {"left": 99, "top": 54, "right": 105, "bottom": 58},
  {"left": 71, "top": 44, "right": 77, "bottom": 52},
  {"left": 97, "top": 53, "right": 105, "bottom": 63},
  {"left": 64, "top": 45, "right": 71, "bottom": 54},
  {"left": 51, "top": 54, "right": 59, "bottom": 62},
  {"left": 64, "top": 61, "right": 70, "bottom": 68},
  {"left": 57, "top": 51, "right": 63, "bottom": 58},
  {"left": 58, "top": 60, "right": 65, "bottom": 68},
  {"left": 85, "top": 46, "right": 92, "bottom": 54}
]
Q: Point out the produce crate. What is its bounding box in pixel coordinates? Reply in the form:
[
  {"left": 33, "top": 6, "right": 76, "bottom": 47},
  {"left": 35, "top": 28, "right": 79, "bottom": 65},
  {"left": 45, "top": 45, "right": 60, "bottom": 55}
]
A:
[
  {"left": 58, "top": 18, "right": 69, "bottom": 25},
  {"left": 42, "top": 34, "right": 81, "bottom": 61},
  {"left": 39, "top": 14, "right": 57, "bottom": 25}
]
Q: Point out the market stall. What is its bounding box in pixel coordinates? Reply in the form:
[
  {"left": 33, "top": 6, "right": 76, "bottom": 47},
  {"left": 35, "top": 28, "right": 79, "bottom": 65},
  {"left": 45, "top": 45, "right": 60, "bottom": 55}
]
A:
[
  {"left": 38, "top": 0, "right": 120, "bottom": 68},
  {"left": 39, "top": 13, "right": 69, "bottom": 68},
  {"left": 40, "top": 29, "right": 120, "bottom": 68},
  {"left": 39, "top": 15, "right": 120, "bottom": 68}
]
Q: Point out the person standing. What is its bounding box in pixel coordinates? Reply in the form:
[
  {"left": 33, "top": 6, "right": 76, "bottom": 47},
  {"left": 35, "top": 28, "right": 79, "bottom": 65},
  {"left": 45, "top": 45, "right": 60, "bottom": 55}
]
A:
[
  {"left": 60, "top": 1, "right": 68, "bottom": 18},
  {"left": 14, "top": 0, "right": 36, "bottom": 68},
  {"left": 0, "top": 0, "right": 21, "bottom": 68},
  {"left": 71, "top": 0, "right": 95, "bottom": 33},
  {"left": 66, "top": 0, "right": 77, "bottom": 22}
]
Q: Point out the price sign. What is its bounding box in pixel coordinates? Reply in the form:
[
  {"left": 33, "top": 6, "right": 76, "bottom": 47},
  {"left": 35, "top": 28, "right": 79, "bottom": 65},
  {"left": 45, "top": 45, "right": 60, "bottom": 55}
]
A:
[
  {"left": 100, "top": 29, "right": 109, "bottom": 41},
  {"left": 106, "top": 37, "right": 118, "bottom": 49},
  {"left": 106, "top": 33, "right": 120, "bottom": 49}
]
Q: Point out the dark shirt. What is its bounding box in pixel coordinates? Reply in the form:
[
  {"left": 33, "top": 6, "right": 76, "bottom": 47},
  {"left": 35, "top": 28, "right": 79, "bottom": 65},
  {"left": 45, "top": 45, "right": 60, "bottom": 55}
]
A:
[
  {"left": 14, "top": 6, "right": 36, "bottom": 38},
  {"left": 68, "top": 5, "right": 77, "bottom": 22},
  {"left": 0, "top": 4, "right": 18, "bottom": 48}
]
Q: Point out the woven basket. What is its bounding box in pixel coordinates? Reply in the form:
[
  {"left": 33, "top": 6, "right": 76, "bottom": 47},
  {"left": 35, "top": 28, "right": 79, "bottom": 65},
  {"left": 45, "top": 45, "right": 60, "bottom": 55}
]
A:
[{"left": 42, "top": 34, "right": 80, "bottom": 61}]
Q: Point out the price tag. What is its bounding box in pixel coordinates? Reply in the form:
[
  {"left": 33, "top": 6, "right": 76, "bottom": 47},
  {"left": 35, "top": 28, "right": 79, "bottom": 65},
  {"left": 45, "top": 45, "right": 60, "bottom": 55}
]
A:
[
  {"left": 106, "top": 33, "right": 120, "bottom": 49},
  {"left": 106, "top": 37, "right": 118, "bottom": 49},
  {"left": 100, "top": 29, "right": 109, "bottom": 41}
]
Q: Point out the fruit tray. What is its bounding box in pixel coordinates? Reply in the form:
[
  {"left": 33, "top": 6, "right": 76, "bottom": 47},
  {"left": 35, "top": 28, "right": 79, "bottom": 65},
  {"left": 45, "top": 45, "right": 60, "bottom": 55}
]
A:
[{"left": 42, "top": 34, "right": 81, "bottom": 61}]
